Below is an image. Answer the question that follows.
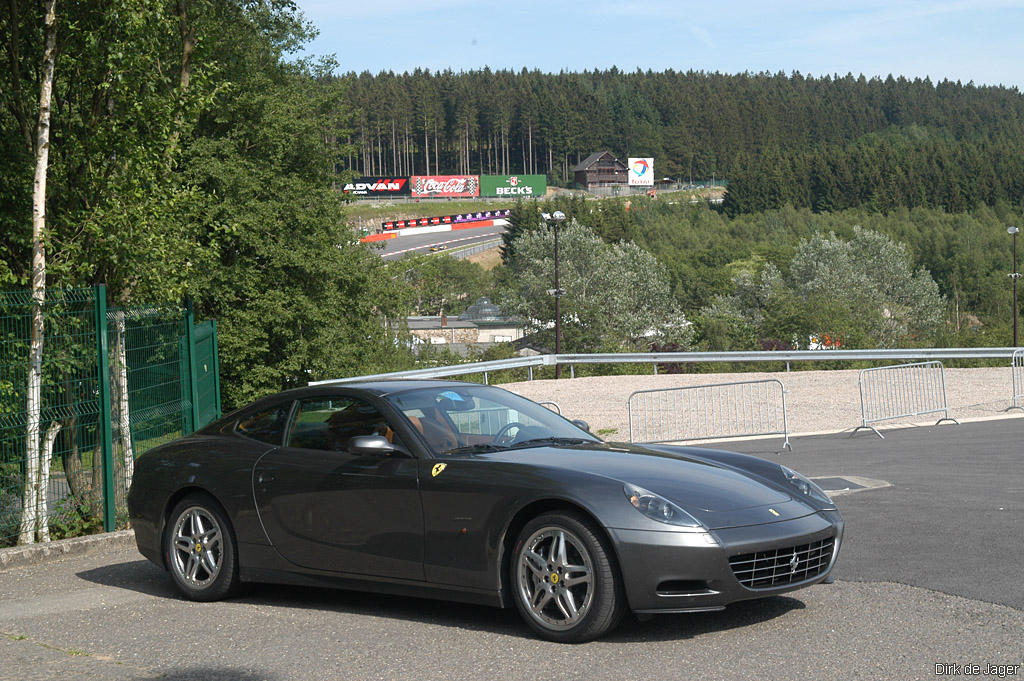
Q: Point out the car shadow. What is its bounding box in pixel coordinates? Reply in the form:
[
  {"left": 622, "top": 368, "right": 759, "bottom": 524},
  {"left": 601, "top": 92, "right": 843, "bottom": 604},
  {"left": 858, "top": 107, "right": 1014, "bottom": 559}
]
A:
[
  {"left": 610, "top": 596, "right": 807, "bottom": 643},
  {"left": 76, "top": 559, "right": 180, "bottom": 599},
  {"left": 129, "top": 668, "right": 282, "bottom": 681},
  {"left": 77, "top": 559, "right": 806, "bottom": 642}
]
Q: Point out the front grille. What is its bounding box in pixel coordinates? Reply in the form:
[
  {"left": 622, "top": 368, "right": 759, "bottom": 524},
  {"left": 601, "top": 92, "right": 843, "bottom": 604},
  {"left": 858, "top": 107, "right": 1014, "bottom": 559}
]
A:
[{"left": 729, "top": 537, "right": 835, "bottom": 590}]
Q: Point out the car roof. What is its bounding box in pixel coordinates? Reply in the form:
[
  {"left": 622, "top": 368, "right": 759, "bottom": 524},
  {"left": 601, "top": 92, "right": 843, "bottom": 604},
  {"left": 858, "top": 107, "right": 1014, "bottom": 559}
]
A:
[
  {"left": 200, "top": 379, "right": 488, "bottom": 433},
  {"left": 254, "top": 379, "right": 485, "bottom": 404}
]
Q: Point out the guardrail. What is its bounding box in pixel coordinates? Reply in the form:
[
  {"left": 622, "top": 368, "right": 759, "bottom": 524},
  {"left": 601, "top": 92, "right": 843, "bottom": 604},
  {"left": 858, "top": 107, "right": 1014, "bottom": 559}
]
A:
[
  {"left": 852, "top": 361, "right": 959, "bottom": 438},
  {"left": 1012, "top": 349, "right": 1024, "bottom": 413},
  {"left": 628, "top": 379, "right": 791, "bottom": 450},
  {"left": 311, "top": 348, "right": 1021, "bottom": 386},
  {"left": 448, "top": 238, "right": 503, "bottom": 260}
]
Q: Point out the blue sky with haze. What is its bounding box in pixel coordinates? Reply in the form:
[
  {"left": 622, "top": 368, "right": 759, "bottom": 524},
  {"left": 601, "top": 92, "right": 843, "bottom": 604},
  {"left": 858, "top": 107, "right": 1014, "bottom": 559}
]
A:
[{"left": 293, "top": 1, "right": 1023, "bottom": 88}]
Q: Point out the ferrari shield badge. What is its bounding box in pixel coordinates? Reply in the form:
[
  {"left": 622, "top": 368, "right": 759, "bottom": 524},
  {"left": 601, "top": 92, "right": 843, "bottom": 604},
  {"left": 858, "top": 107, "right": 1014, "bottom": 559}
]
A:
[{"left": 432, "top": 463, "right": 447, "bottom": 477}]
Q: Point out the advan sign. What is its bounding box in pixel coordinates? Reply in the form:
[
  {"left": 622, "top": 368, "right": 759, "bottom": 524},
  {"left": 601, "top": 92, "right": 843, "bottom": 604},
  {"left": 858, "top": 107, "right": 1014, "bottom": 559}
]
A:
[{"left": 341, "top": 177, "right": 410, "bottom": 196}]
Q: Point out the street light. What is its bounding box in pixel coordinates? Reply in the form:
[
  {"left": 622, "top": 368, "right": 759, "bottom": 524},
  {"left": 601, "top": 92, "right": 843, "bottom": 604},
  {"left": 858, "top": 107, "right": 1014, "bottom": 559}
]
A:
[
  {"left": 1010, "top": 226, "right": 1021, "bottom": 347},
  {"left": 542, "top": 211, "right": 567, "bottom": 377}
]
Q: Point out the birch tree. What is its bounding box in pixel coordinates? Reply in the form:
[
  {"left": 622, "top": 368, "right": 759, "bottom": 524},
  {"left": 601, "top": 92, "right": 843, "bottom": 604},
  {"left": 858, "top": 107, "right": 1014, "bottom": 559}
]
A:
[{"left": 18, "top": 0, "right": 57, "bottom": 545}]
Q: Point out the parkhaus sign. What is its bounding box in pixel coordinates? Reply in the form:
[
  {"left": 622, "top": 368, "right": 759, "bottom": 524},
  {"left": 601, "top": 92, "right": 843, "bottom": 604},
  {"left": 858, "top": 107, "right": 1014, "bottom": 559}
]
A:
[{"left": 480, "top": 174, "right": 547, "bottom": 197}]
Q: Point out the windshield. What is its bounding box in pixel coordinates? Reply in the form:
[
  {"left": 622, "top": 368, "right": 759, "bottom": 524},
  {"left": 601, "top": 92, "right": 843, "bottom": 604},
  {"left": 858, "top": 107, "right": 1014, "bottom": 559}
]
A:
[{"left": 385, "top": 384, "right": 599, "bottom": 455}]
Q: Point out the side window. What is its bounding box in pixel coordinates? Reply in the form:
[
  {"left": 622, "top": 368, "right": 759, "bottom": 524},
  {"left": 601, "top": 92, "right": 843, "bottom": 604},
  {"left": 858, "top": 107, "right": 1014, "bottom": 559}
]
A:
[
  {"left": 287, "top": 396, "right": 393, "bottom": 452},
  {"left": 236, "top": 404, "right": 291, "bottom": 445}
]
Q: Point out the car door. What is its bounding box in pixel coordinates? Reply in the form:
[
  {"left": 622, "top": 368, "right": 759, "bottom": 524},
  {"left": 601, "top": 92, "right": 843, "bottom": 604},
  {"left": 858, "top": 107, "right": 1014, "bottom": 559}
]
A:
[{"left": 253, "top": 394, "right": 425, "bottom": 580}]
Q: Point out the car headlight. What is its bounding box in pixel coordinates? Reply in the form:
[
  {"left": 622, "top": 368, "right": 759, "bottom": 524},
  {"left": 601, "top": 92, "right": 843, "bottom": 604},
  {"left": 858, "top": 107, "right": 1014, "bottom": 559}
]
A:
[
  {"left": 624, "top": 483, "right": 703, "bottom": 528},
  {"left": 780, "top": 465, "right": 833, "bottom": 505}
]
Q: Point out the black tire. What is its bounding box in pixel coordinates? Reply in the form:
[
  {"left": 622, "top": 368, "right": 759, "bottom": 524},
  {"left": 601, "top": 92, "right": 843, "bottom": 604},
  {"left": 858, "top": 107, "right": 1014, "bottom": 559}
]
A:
[
  {"left": 511, "top": 511, "right": 625, "bottom": 642},
  {"left": 164, "top": 493, "right": 240, "bottom": 602}
]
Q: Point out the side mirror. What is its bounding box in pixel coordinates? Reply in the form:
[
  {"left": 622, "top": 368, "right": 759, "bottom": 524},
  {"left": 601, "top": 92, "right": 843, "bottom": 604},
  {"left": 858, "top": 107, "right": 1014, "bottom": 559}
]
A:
[
  {"left": 347, "top": 435, "right": 412, "bottom": 458},
  {"left": 571, "top": 419, "right": 590, "bottom": 432}
]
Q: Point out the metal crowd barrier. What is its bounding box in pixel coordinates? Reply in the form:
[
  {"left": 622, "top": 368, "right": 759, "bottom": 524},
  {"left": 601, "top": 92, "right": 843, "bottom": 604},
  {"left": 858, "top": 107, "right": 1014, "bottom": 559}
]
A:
[
  {"left": 448, "top": 401, "right": 562, "bottom": 435},
  {"left": 627, "top": 379, "right": 792, "bottom": 450},
  {"left": 852, "top": 361, "right": 959, "bottom": 438},
  {"left": 538, "top": 400, "right": 562, "bottom": 414},
  {"left": 1011, "top": 349, "right": 1024, "bottom": 412}
]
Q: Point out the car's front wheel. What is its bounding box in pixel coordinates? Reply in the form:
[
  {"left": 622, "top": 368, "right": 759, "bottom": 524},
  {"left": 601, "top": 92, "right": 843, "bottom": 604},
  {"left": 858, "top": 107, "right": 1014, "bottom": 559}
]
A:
[
  {"left": 511, "top": 511, "right": 625, "bottom": 642},
  {"left": 164, "top": 494, "right": 239, "bottom": 602}
]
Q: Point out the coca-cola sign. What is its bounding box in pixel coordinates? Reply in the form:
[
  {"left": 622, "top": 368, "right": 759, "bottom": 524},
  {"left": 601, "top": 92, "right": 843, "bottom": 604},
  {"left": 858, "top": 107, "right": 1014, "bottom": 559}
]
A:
[{"left": 411, "top": 175, "right": 479, "bottom": 198}]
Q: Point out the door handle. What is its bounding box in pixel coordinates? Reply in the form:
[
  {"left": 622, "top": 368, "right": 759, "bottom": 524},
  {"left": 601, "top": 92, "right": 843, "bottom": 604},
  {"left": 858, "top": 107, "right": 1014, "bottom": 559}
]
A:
[{"left": 258, "top": 474, "right": 275, "bottom": 484}]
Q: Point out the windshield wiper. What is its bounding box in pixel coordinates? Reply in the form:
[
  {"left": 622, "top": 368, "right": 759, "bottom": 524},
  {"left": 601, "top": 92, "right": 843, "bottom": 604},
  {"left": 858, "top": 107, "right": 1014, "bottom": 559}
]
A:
[
  {"left": 441, "top": 443, "right": 508, "bottom": 455},
  {"left": 509, "top": 437, "right": 595, "bottom": 450}
]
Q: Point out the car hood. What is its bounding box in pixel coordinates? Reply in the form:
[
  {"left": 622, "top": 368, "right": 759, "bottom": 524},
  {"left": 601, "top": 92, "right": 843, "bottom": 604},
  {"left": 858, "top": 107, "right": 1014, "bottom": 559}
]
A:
[{"left": 471, "top": 442, "right": 793, "bottom": 515}]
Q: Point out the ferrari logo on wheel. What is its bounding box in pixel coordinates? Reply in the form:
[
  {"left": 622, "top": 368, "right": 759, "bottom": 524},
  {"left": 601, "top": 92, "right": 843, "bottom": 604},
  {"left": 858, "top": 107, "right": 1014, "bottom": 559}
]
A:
[{"left": 432, "top": 463, "right": 447, "bottom": 477}]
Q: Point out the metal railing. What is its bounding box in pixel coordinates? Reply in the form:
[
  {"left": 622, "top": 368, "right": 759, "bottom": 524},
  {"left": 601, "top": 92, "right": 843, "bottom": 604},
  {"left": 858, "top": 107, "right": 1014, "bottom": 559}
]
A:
[
  {"left": 447, "top": 238, "right": 503, "bottom": 260},
  {"left": 448, "top": 408, "right": 517, "bottom": 435},
  {"left": 538, "top": 401, "right": 562, "bottom": 414},
  {"left": 1011, "top": 349, "right": 1024, "bottom": 412},
  {"left": 852, "top": 361, "right": 959, "bottom": 438},
  {"left": 628, "top": 379, "right": 791, "bottom": 450},
  {"left": 0, "top": 286, "right": 220, "bottom": 547},
  {"left": 312, "top": 348, "right": 1021, "bottom": 386}
]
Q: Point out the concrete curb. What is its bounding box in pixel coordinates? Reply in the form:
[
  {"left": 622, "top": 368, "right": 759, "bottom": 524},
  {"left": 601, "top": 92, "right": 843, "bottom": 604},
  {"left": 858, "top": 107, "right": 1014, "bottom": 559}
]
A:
[{"left": 0, "top": 529, "right": 135, "bottom": 571}]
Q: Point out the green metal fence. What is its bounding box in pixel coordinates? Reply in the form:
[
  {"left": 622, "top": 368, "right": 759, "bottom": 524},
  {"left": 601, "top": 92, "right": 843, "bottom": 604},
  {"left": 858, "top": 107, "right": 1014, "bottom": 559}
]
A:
[{"left": 0, "top": 285, "right": 220, "bottom": 547}]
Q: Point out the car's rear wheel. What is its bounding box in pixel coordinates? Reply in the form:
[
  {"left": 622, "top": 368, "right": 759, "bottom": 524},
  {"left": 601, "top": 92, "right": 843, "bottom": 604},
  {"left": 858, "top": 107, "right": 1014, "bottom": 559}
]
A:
[
  {"left": 165, "top": 494, "right": 239, "bottom": 601},
  {"left": 511, "top": 511, "right": 625, "bottom": 642}
]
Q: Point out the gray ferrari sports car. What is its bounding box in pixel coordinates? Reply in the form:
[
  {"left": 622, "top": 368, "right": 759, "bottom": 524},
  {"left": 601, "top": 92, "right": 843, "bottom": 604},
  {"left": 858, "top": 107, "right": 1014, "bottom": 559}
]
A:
[{"left": 127, "top": 380, "right": 843, "bottom": 642}]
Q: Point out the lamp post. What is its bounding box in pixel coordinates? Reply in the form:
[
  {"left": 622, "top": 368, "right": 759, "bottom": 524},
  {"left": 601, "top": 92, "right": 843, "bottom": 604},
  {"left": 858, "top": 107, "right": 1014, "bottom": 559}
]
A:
[
  {"left": 542, "top": 211, "right": 567, "bottom": 378},
  {"left": 1010, "top": 226, "right": 1021, "bottom": 347}
]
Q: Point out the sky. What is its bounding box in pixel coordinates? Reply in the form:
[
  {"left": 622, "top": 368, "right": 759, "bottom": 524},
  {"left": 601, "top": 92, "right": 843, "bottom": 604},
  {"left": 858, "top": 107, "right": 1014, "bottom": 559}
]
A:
[{"left": 292, "top": 0, "right": 1024, "bottom": 89}]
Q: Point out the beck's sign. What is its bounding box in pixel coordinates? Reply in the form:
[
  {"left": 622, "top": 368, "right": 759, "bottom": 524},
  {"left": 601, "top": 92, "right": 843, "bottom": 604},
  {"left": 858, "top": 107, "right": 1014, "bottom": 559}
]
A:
[
  {"left": 342, "top": 177, "right": 410, "bottom": 196},
  {"left": 480, "top": 174, "right": 547, "bottom": 197}
]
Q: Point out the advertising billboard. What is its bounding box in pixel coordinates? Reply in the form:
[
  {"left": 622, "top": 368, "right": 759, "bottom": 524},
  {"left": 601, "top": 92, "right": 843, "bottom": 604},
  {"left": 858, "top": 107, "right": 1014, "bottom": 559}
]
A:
[
  {"left": 453, "top": 209, "right": 512, "bottom": 224},
  {"left": 410, "top": 175, "right": 479, "bottom": 198},
  {"left": 382, "top": 215, "right": 453, "bottom": 230},
  {"left": 480, "top": 174, "right": 547, "bottom": 197},
  {"left": 382, "top": 209, "right": 512, "bottom": 231},
  {"left": 628, "top": 158, "right": 654, "bottom": 186},
  {"left": 341, "top": 177, "right": 411, "bottom": 197}
]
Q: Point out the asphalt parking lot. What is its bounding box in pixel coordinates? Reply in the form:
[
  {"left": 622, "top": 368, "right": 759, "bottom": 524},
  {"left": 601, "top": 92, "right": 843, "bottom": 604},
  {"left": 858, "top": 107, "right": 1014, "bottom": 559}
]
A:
[{"left": 1, "top": 418, "right": 1021, "bottom": 681}]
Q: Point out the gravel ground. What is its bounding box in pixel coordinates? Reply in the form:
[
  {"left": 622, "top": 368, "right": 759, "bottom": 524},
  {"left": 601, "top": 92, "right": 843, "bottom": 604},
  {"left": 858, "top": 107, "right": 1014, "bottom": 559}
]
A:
[{"left": 502, "top": 367, "right": 1020, "bottom": 439}]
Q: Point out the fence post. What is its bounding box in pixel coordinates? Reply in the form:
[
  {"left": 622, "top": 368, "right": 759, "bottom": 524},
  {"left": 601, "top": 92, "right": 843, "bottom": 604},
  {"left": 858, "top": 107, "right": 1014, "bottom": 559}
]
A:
[
  {"left": 1009, "top": 349, "right": 1024, "bottom": 412},
  {"left": 93, "top": 285, "right": 116, "bottom": 532},
  {"left": 211, "top": 319, "right": 222, "bottom": 420},
  {"left": 183, "top": 298, "right": 200, "bottom": 434}
]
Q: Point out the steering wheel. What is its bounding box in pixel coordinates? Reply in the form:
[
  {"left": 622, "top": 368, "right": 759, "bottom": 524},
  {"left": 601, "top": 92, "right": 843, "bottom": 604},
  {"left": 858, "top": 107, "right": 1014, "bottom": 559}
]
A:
[{"left": 492, "top": 421, "right": 528, "bottom": 445}]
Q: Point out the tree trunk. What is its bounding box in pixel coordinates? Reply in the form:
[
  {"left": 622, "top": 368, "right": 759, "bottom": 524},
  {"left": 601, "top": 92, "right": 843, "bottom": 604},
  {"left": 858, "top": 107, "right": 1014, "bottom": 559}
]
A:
[
  {"left": 163, "top": 0, "right": 195, "bottom": 169},
  {"left": 19, "top": 0, "right": 57, "bottom": 546},
  {"left": 35, "top": 421, "right": 61, "bottom": 542},
  {"left": 111, "top": 310, "right": 134, "bottom": 487},
  {"left": 62, "top": 413, "right": 98, "bottom": 505}
]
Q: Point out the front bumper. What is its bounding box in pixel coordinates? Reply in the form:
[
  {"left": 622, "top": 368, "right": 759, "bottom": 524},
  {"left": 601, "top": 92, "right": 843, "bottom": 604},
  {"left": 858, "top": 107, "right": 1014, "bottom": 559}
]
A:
[{"left": 608, "top": 510, "right": 843, "bottom": 613}]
